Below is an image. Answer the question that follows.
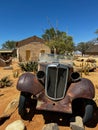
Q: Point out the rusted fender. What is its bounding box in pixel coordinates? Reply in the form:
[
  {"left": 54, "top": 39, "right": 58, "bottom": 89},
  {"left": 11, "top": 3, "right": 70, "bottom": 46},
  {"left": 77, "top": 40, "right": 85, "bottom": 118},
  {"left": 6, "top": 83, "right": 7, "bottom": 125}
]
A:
[
  {"left": 16, "top": 72, "right": 44, "bottom": 95},
  {"left": 66, "top": 78, "right": 95, "bottom": 100},
  {"left": 58, "top": 78, "right": 95, "bottom": 113},
  {"left": 60, "top": 78, "right": 95, "bottom": 107}
]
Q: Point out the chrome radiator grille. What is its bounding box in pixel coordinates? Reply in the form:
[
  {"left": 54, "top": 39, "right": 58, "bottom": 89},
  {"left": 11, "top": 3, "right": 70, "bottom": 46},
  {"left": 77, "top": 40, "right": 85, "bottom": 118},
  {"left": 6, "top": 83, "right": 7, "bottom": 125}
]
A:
[{"left": 45, "top": 64, "right": 68, "bottom": 100}]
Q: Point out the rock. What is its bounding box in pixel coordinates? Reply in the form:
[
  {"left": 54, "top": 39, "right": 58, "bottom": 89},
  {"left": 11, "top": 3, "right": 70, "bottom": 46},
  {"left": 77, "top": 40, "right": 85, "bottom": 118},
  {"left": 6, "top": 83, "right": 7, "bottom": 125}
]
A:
[
  {"left": 0, "top": 97, "right": 19, "bottom": 119},
  {"left": 70, "top": 116, "right": 85, "bottom": 130},
  {"left": 5, "top": 120, "right": 25, "bottom": 130},
  {"left": 3, "top": 66, "right": 13, "bottom": 70},
  {"left": 42, "top": 123, "right": 59, "bottom": 130}
]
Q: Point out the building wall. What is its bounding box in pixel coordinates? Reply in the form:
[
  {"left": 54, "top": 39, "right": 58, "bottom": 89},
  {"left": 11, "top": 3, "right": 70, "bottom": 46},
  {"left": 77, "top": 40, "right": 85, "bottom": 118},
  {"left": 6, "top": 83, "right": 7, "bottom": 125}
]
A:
[
  {"left": 86, "top": 52, "right": 98, "bottom": 55},
  {"left": 17, "top": 42, "right": 50, "bottom": 62}
]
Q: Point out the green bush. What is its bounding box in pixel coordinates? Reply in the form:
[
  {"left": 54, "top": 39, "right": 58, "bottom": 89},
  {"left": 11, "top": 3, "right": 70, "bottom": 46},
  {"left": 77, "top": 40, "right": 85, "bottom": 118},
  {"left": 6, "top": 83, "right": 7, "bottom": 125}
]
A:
[
  {"left": 0, "top": 76, "right": 12, "bottom": 88},
  {"left": 19, "top": 61, "right": 38, "bottom": 73}
]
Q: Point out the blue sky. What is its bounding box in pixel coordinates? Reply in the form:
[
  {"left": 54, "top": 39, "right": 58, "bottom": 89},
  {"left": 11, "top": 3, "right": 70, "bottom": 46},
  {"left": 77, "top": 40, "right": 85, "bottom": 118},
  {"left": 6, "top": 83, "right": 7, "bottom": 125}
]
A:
[{"left": 0, "top": 0, "right": 98, "bottom": 48}]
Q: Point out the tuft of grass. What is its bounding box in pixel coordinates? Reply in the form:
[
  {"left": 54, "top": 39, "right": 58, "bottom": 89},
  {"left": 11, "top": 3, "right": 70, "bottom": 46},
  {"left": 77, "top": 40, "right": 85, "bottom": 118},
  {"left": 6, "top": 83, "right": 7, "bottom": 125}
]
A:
[
  {"left": 0, "top": 76, "right": 13, "bottom": 88},
  {"left": 13, "top": 70, "right": 19, "bottom": 78}
]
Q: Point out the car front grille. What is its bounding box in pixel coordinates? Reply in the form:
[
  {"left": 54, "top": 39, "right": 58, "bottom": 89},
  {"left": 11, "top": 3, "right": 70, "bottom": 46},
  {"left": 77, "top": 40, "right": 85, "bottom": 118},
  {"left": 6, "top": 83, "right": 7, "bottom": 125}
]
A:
[{"left": 45, "top": 63, "right": 68, "bottom": 100}]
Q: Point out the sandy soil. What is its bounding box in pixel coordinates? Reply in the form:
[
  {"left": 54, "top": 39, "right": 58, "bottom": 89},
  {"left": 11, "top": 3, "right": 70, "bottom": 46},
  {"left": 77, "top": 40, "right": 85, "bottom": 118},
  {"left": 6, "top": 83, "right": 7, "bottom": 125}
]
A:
[{"left": 0, "top": 58, "right": 98, "bottom": 130}]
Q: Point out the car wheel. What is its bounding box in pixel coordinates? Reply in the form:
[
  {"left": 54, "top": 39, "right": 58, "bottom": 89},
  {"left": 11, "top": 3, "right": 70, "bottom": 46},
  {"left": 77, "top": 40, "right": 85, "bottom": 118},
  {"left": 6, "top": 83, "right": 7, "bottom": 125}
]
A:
[
  {"left": 72, "top": 98, "right": 95, "bottom": 124},
  {"left": 18, "top": 92, "right": 32, "bottom": 119},
  {"left": 83, "top": 103, "right": 93, "bottom": 124}
]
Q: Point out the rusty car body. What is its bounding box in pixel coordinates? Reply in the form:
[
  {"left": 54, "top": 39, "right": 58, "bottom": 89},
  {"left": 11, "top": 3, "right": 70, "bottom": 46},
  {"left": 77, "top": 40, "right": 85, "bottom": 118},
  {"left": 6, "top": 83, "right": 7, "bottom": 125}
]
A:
[{"left": 16, "top": 53, "right": 96, "bottom": 124}]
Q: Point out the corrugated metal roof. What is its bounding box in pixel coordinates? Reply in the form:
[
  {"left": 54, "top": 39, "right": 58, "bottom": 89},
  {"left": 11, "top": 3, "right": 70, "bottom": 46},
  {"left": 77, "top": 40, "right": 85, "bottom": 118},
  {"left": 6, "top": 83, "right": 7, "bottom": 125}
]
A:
[
  {"left": 86, "top": 44, "right": 98, "bottom": 53},
  {"left": 0, "top": 49, "right": 13, "bottom": 53}
]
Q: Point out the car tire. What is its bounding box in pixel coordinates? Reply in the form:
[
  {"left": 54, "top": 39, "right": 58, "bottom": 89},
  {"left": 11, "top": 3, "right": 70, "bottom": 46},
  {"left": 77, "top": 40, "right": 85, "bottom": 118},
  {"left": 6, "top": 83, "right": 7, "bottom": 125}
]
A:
[
  {"left": 72, "top": 98, "right": 94, "bottom": 124},
  {"left": 18, "top": 92, "right": 32, "bottom": 119},
  {"left": 83, "top": 103, "right": 93, "bottom": 124}
]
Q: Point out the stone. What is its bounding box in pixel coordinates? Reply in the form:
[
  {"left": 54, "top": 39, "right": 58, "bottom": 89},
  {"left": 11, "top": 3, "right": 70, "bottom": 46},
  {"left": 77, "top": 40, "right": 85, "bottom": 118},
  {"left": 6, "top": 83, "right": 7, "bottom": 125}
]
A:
[
  {"left": 5, "top": 120, "right": 25, "bottom": 130},
  {"left": 0, "top": 97, "right": 19, "bottom": 119},
  {"left": 70, "top": 116, "right": 85, "bottom": 130},
  {"left": 42, "top": 123, "right": 59, "bottom": 130},
  {"left": 3, "top": 66, "right": 13, "bottom": 70}
]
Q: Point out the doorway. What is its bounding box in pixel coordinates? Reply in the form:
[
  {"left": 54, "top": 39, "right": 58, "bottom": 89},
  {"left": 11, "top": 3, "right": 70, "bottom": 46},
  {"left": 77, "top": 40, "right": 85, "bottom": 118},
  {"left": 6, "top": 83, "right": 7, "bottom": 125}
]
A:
[{"left": 26, "top": 50, "right": 30, "bottom": 61}]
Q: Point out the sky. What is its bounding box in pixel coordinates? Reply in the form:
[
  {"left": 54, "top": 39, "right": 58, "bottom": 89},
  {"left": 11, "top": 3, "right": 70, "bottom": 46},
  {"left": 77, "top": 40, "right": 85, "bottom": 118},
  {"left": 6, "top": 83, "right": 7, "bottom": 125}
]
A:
[{"left": 0, "top": 0, "right": 98, "bottom": 48}]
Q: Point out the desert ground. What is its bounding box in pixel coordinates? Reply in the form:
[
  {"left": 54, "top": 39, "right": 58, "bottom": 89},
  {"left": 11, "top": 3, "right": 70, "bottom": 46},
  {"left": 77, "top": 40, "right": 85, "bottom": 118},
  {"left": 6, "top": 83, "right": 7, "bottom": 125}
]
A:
[{"left": 0, "top": 56, "right": 98, "bottom": 130}]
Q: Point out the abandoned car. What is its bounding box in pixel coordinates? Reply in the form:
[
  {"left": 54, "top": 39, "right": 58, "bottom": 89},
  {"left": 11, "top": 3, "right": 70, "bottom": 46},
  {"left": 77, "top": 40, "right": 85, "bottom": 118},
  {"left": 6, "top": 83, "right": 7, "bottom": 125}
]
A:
[{"left": 16, "top": 53, "right": 96, "bottom": 124}]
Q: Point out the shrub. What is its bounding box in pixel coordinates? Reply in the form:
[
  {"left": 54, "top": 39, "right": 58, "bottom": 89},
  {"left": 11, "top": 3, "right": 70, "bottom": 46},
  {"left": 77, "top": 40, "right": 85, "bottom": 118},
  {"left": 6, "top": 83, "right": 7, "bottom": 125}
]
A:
[
  {"left": 19, "top": 61, "right": 38, "bottom": 73},
  {"left": 0, "top": 76, "right": 13, "bottom": 88},
  {"left": 13, "top": 70, "right": 20, "bottom": 78}
]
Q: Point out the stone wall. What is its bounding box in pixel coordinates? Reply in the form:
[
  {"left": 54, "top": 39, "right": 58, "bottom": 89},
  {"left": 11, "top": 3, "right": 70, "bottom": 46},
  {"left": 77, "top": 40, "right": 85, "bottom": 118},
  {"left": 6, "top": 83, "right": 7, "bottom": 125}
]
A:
[{"left": 17, "top": 42, "right": 50, "bottom": 62}]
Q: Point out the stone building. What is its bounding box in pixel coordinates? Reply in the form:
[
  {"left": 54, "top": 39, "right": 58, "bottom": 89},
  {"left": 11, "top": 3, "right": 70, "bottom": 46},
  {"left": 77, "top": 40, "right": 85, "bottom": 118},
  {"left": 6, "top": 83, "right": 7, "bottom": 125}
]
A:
[
  {"left": 16, "top": 36, "right": 50, "bottom": 62},
  {"left": 86, "top": 44, "right": 98, "bottom": 55}
]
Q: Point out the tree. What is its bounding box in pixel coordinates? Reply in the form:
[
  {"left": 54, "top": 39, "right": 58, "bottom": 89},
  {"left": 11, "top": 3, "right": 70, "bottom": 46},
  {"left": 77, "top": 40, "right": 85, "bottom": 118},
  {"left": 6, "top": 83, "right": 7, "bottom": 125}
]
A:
[
  {"left": 94, "top": 29, "right": 98, "bottom": 40},
  {"left": 42, "top": 27, "right": 74, "bottom": 54},
  {"left": 64, "top": 36, "right": 74, "bottom": 53},
  {"left": 76, "top": 42, "right": 93, "bottom": 56},
  {"left": 2, "top": 40, "right": 16, "bottom": 49},
  {"left": 95, "top": 29, "right": 98, "bottom": 34}
]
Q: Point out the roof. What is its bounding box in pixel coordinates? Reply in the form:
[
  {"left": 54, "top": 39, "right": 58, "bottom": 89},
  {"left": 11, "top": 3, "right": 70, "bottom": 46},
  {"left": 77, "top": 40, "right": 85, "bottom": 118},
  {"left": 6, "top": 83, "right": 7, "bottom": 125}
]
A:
[
  {"left": 0, "top": 49, "right": 13, "bottom": 53},
  {"left": 16, "top": 35, "right": 44, "bottom": 47},
  {"left": 86, "top": 44, "right": 98, "bottom": 53}
]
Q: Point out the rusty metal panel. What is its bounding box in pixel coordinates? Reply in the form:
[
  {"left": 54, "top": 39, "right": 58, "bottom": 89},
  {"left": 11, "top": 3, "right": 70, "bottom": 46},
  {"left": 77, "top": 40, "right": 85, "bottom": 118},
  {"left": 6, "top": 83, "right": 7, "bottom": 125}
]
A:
[
  {"left": 36, "top": 78, "right": 95, "bottom": 113},
  {"left": 66, "top": 78, "right": 95, "bottom": 100},
  {"left": 36, "top": 91, "right": 72, "bottom": 113},
  {"left": 16, "top": 72, "right": 44, "bottom": 95}
]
